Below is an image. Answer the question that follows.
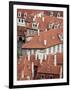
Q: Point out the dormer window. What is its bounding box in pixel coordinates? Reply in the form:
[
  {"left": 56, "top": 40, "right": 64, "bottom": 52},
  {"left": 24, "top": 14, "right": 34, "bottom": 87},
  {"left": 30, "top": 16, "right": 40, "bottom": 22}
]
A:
[
  {"left": 50, "top": 11, "right": 54, "bottom": 17},
  {"left": 19, "top": 19, "right": 20, "bottom": 22},
  {"left": 58, "top": 34, "right": 63, "bottom": 41},
  {"left": 32, "top": 22, "right": 37, "bottom": 29},
  {"left": 48, "top": 23, "right": 54, "bottom": 29},
  {"left": 22, "top": 19, "right": 23, "bottom": 23},
  {"left": 57, "top": 12, "right": 61, "bottom": 18},
  {"left": 18, "top": 12, "right": 21, "bottom": 17},
  {"left": 54, "top": 24, "right": 58, "bottom": 29}
]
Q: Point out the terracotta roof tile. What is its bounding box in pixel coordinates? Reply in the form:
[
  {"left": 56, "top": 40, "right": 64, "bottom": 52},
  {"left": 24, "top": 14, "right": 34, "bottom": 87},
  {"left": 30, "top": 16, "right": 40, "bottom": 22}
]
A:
[
  {"left": 37, "top": 64, "right": 60, "bottom": 75},
  {"left": 22, "top": 29, "right": 63, "bottom": 49}
]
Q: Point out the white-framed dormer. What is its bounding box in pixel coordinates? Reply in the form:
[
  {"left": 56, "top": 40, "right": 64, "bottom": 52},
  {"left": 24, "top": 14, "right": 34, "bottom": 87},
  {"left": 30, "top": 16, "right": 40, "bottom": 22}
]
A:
[
  {"left": 18, "top": 11, "right": 21, "bottom": 17},
  {"left": 48, "top": 23, "right": 54, "bottom": 29},
  {"left": 32, "top": 22, "right": 38, "bottom": 29},
  {"left": 17, "top": 18, "right": 26, "bottom": 26}
]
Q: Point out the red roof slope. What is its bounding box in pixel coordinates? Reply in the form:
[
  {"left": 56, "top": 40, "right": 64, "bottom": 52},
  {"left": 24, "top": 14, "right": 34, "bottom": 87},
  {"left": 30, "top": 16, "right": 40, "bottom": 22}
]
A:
[{"left": 22, "top": 29, "right": 63, "bottom": 49}]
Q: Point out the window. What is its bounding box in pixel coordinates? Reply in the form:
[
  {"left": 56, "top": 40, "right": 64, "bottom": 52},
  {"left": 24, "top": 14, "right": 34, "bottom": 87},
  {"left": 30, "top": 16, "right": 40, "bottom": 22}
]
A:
[
  {"left": 19, "top": 19, "right": 20, "bottom": 22},
  {"left": 32, "top": 22, "right": 37, "bottom": 28},
  {"left": 18, "top": 12, "right": 21, "bottom": 17},
  {"left": 54, "top": 24, "right": 57, "bottom": 29},
  {"left": 22, "top": 19, "right": 23, "bottom": 23},
  {"left": 48, "top": 75, "right": 53, "bottom": 79},
  {"left": 40, "top": 75, "right": 45, "bottom": 79}
]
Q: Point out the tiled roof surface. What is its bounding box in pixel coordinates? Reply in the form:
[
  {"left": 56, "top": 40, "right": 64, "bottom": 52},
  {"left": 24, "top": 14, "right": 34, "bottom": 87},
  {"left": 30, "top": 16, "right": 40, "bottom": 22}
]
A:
[
  {"left": 22, "top": 29, "right": 63, "bottom": 49},
  {"left": 37, "top": 64, "right": 60, "bottom": 74}
]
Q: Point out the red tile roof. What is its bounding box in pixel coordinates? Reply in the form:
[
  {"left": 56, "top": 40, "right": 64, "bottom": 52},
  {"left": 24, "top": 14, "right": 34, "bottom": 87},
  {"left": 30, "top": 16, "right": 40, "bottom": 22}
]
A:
[
  {"left": 22, "top": 29, "right": 63, "bottom": 49},
  {"left": 37, "top": 64, "right": 60, "bottom": 75},
  {"left": 35, "top": 16, "right": 63, "bottom": 31}
]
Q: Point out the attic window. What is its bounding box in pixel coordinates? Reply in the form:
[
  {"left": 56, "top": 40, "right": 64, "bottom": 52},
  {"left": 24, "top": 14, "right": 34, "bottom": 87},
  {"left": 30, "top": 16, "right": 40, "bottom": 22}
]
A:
[
  {"left": 18, "top": 12, "right": 21, "bottom": 17},
  {"left": 58, "top": 34, "right": 63, "bottom": 41},
  {"left": 19, "top": 19, "right": 20, "bottom": 22},
  {"left": 57, "top": 12, "right": 61, "bottom": 17},
  {"left": 49, "top": 23, "right": 54, "bottom": 29},
  {"left": 40, "top": 75, "right": 45, "bottom": 79},
  {"left": 32, "top": 22, "right": 37, "bottom": 28}
]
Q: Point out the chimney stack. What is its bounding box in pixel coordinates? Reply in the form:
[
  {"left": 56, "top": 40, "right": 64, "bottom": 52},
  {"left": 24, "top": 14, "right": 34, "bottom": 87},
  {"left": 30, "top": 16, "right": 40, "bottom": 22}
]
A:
[
  {"left": 42, "top": 17, "right": 44, "bottom": 22},
  {"left": 60, "top": 66, "right": 62, "bottom": 78},
  {"left": 54, "top": 54, "right": 57, "bottom": 66},
  {"left": 32, "top": 62, "right": 34, "bottom": 78},
  {"left": 21, "top": 70, "right": 24, "bottom": 79},
  {"left": 44, "top": 40, "right": 47, "bottom": 46},
  {"left": 27, "top": 51, "right": 30, "bottom": 61}
]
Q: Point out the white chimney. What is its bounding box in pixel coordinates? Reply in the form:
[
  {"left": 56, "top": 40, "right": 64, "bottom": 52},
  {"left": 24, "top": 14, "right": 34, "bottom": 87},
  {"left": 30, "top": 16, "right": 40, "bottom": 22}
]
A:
[
  {"left": 37, "top": 23, "right": 39, "bottom": 28},
  {"left": 42, "top": 17, "right": 44, "bottom": 22},
  {"left": 27, "top": 51, "right": 30, "bottom": 61},
  {"left": 54, "top": 54, "right": 57, "bottom": 66},
  {"left": 21, "top": 70, "right": 24, "bottom": 79},
  {"left": 44, "top": 40, "right": 47, "bottom": 46},
  {"left": 60, "top": 66, "right": 62, "bottom": 78},
  {"left": 45, "top": 28, "right": 47, "bottom": 32},
  {"left": 40, "top": 58, "right": 43, "bottom": 64},
  {"left": 32, "top": 62, "right": 34, "bottom": 78}
]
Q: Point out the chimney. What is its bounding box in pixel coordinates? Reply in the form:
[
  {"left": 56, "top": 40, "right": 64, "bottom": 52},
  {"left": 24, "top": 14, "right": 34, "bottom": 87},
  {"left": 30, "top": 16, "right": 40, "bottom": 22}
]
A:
[
  {"left": 27, "top": 51, "right": 30, "bottom": 61},
  {"left": 42, "top": 17, "right": 44, "bottom": 22},
  {"left": 40, "top": 58, "right": 43, "bottom": 64},
  {"left": 21, "top": 70, "right": 24, "bottom": 79},
  {"left": 37, "top": 23, "right": 39, "bottom": 28},
  {"left": 60, "top": 66, "right": 62, "bottom": 78},
  {"left": 44, "top": 40, "right": 47, "bottom": 46},
  {"left": 54, "top": 54, "right": 57, "bottom": 66},
  {"left": 32, "top": 62, "right": 34, "bottom": 78},
  {"left": 45, "top": 28, "right": 47, "bottom": 32}
]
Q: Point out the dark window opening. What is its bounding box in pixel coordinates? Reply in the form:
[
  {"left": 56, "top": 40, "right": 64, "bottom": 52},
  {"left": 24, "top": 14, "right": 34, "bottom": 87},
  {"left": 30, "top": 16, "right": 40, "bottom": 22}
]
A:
[{"left": 19, "top": 37, "right": 22, "bottom": 41}]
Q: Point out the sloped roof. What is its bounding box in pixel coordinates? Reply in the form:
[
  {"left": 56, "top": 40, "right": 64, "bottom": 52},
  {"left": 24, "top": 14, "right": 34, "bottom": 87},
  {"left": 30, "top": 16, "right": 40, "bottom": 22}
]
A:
[
  {"left": 37, "top": 64, "right": 60, "bottom": 75},
  {"left": 22, "top": 29, "right": 63, "bottom": 49}
]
